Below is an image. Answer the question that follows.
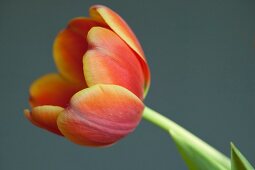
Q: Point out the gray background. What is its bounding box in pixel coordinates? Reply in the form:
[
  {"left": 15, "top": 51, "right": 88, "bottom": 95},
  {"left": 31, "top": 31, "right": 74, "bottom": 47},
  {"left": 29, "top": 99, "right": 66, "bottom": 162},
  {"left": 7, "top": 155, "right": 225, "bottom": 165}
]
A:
[{"left": 1, "top": 0, "right": 254, "bottom": 169}]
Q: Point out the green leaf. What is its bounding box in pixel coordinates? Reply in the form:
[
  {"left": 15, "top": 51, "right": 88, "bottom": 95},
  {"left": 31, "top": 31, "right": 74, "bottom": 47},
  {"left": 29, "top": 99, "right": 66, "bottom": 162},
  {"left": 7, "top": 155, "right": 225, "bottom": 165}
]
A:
[
  {"left": 231, "top": 143, "right": 254, "bottom": 170},
  {"left": 169, "top": 128, "right": 230, "bottom": 170}
]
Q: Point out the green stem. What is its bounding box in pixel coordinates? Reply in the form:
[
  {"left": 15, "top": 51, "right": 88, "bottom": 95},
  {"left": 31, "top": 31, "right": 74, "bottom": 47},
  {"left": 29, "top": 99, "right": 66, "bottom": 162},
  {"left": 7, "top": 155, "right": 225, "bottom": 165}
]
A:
[
  {"left": 142, "top": 106, "right": 231, "bottom": 170},
  {"left": 142, "top": 106, "right": 184, "bottom": 132}
]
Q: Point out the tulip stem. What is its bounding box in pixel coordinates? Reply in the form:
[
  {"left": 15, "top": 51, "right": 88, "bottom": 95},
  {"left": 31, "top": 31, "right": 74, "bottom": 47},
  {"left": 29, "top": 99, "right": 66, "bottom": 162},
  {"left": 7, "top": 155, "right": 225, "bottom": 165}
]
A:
[
  {"left": 142, "top": 106, "right": 185, "bottom": 132},
  {"left": 142, "top": 106, "right": 230, "bottom": 169}
]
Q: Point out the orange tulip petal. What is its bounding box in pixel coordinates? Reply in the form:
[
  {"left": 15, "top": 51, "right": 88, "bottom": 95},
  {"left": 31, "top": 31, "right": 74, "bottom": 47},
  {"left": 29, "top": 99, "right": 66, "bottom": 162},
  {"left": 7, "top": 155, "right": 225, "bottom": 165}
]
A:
[
  {"left": 90, "top": 5, "right": 150, "bottom": 96},
  {"left": 29, "top": 73, "right": 82, "bottom": 108},
  {"left": 57, "top": 84, "right": 144, "bottom": 146},
  {"left": 90, "top": 5, "right": 144, "bottom": 60},
  {"left": 83, "top": 27, "right": 144, "bottom": 99},
  {"left": 24, "top": 105, "right": 64, "bottom": 135},
  {"left": 53, "top": 18, "right": 103, "bottom": 84}
]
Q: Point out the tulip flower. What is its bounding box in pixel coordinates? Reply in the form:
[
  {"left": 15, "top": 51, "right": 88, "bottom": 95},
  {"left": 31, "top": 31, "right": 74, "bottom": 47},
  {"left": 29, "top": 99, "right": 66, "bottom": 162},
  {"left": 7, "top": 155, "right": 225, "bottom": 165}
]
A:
[
  {"left": 24, "top": 5, "right": 150, "bottom": 146},
  {"left": 24, "top": 4, "right": 254, "bottom": 170}
]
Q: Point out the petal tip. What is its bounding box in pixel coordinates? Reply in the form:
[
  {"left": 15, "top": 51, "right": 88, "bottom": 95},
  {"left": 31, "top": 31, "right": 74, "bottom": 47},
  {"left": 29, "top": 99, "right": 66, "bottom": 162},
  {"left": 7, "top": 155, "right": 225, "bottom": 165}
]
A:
[{"left": 24, "top": 109, "right": 31, "bottom": 120}]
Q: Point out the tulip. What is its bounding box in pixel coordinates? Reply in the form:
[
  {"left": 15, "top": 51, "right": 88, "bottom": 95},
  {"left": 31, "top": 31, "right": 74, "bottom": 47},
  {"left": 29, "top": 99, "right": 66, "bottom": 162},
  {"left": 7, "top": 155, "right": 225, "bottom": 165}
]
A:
[
  {"left": 23, "top": 5, "right": 239, "bottom": 169},
  {"left": 24, "top": 5, "right": 150, "bottom": 146}
]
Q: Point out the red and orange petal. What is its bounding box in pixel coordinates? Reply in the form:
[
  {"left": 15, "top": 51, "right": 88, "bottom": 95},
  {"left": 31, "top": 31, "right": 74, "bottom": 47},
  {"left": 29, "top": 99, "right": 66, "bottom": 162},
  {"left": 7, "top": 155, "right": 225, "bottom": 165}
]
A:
[
  {"left": 57, "top": 84, "right": 144, "bottom": 146},
  {"left": 53, "top": 18, "right": 103, "bottom": 84},
  {"left": 24, "top": 105, "right": 64, "bottom": 135},
  {"left": 90, "top": 5, "right": 145, "bottom": 60},
  {"left": 29, "top": 73, "right": 82, "bottom": 108},
  {"left": 83, "top": 27, "right": 144, "bottom": 99},
  {"left": 89, "top": 5, "right": 150, "bottom": 96}
]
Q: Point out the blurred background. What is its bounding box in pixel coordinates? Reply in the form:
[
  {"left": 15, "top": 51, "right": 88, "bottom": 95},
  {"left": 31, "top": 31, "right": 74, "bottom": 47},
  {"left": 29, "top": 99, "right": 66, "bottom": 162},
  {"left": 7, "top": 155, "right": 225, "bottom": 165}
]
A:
[{"left": 0, "top": 0, "right": 254, "bottom": 169}]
